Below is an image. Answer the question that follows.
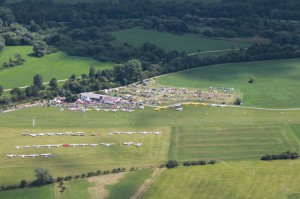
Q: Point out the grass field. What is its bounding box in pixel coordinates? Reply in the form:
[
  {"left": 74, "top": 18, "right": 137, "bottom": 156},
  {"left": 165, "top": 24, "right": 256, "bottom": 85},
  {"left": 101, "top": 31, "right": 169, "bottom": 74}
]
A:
[
  {"left": 106, "top": 169, "right": 153, "bottom": 199},
  {"left": 0, "top": 106, "right": 299, "bottom": 186},
  {"left": 0, "top": 184, "right": 54, "bottom": 199},
  {"left": 0, "top": 46, "right": 114, "bottom": 89},
  {"left": 142, "top": 160, "right": 300, "bottom": 199},
  {"left": 112, "top": 28, "right": 250, "bottom": 54},
  {"left": 157, "top": 59, "right": 300, "bottom": 108},
  {"left": 0, "top": 170, "right": 153, "bottom": 199}
]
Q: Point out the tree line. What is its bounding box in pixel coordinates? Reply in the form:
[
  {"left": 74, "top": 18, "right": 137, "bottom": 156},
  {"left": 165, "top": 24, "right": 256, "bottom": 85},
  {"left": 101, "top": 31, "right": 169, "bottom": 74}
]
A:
[{"left": 261, "top": 150, "right": 299, "bottom": 161}]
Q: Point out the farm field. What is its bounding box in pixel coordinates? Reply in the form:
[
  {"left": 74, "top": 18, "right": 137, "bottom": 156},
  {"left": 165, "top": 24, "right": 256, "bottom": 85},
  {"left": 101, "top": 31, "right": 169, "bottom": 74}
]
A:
[
  {"left": 157, "top": 58, "right": 300, "bottom": 108},
  {"left": 0, "top": 106, "right": 299, "bottom": 186},
  {"left": 112, "top": 28, "right": 250, "bottom": 53},
  {"left": 142, "top": 160, "right": 300, "bottom": 199},
  {"left": 0, "top": 46, "right": 114, "bottom": 89}
]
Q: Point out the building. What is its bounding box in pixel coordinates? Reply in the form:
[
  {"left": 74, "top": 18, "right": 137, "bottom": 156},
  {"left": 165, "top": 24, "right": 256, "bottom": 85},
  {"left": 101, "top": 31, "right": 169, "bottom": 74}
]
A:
[{"left": 80, "top": 92, "right": 122, "bottom": 104}]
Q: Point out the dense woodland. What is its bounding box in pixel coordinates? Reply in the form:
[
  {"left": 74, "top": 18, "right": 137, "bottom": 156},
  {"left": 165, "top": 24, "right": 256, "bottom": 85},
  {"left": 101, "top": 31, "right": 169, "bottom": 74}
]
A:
[{"left": 1, "top": 0, "right": 300, "bottom": 106}]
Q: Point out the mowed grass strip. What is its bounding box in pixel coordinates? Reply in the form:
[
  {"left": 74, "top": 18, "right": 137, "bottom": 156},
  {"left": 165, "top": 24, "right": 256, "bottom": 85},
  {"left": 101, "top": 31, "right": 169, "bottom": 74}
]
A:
[
  {"left": 112, "top": 28, "right": 250, "bottom": 53},
  {"left": 157, "top": 58, "right": 300, "bottom": 108},
  {"left": 0, "top": 46, "right": 114, "bottom": 89},
  {"left": 169, "top": 125, "right": 298, "bottom": 161},
  {"left": 142, "top": 160, "right": 300, "bottom": 199}
]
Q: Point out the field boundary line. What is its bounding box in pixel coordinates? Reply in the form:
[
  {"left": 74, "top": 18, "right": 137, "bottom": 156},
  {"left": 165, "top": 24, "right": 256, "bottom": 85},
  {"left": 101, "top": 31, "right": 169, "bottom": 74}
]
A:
[{"left": 130, "top": 168, "right": 165, "bottom": 199}]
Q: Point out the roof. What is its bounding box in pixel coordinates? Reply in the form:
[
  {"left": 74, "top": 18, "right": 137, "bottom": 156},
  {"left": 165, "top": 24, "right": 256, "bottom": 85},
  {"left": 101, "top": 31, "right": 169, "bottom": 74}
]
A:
[
  {"left": 81, "top": 92, "right": 103, "bottom": 99},
  {"left": 102, "top": 96, "right": 122, "bottom": 104}
]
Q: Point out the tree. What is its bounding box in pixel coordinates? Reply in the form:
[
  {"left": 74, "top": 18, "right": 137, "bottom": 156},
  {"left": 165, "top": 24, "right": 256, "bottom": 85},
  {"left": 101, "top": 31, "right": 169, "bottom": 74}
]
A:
[
  {"left": 33, "top": 40, "right": 48, "bottom": 57},
  {"left": 0, "top": 85, "right": 3, "bottom": 97},
  {"left": 166, "top": 160, "right": 179, "bottom": 169},
  {"left": 20, "top": 180, "right": 27, "bottom": 188},
  {"left": 234, "top": 97, "right": 242, "bottom": 105},
  {"left": 33, "top": 168, "right": 54, "bottom": 186},
  {"left": 89, "top": 66, "right": 95, "bottom": 78},
  {"left": 33, "top": 74, "right": 43, "bottom": 89},
  {"left": 49, "top": 78, "right": 58, "bottom": 89}
]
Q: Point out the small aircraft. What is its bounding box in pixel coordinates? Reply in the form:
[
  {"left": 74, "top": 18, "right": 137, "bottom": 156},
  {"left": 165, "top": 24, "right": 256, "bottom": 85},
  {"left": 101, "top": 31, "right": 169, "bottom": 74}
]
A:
[
  {"left": 134, "top": 143, "right": 143, "bottom": 147},
  {"left": 53, "top": 144, "right": 61, "bottom": 148},
  {"left": 39, "top": 133, "right": 45, "bottom": 136},
  {"left": 47, "top": 133, "right": 54, "bottom": 136},
  {"left": 21, "top": 132, "right": 29, "bottom": 136},
  {"left": 140, "top": 131, "right": 151, "bottom": 135},
  {"left": 115, "top": 132, "right": 122, "bottom": 135},
  {"left": 107, "top": 132, "right": 113, "bottom": 135},
  {"left": 18, "top": 154, "right": 28, "bottom": 158},
  {"left": 124, "top": 132, "right": 136, "bottom": 135},
  {"left": 29, "top": 133, "right": 38, "bottom": 137},
  {"left": 32, "top": 145, "right": 42, "bottom": 148},
  {"left": 41, "top": 153, "right": 51, "bottom": 157},
  {"left": 70, "top": 144, "right": 79, "bottom": 147},
  {"left": 123, "top": 142, "right": 134, "bottom": 146},
  {"left": 153, "top": 132, "right": 161, "bottom": 135},
  {"left": 101, "top": 143, "right": 114, "bottom": 147},
  {"left": 80, "top": 144, "right": 88, "bottom": 147},
  {"left": 29, "top": 154, "right": 39, "bottom": 158},
  {"left": 44, "top": 145, "right": 52, "bottom": 148},
  {"left": 56, "top": 132, "right": 64, "bottom": 136},
  {"left": 23, "top": 146, "right": 31, "bottom": 149},
  {"left": 6, "top": 154, "right": 16, "bottom": 158},
  {"left": 176, "top": 108, "right": 183, "bottom": 111},
  {"left": 15, "top": 146, "right": 21, "bottom": 149},
  {"left": 65, "top": 132, "right": 73, "bottom": 136},
  {"left": 76, "top": 132, "right": 84, "bottom": 136},
  {"left": 90, "top": 144, "right": 98, "bottom": 147}
]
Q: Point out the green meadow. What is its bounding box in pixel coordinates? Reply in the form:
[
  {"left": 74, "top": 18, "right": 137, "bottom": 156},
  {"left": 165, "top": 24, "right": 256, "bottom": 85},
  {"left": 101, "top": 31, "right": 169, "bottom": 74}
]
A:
[
  {"left": 157, "top": 59, "right": 300, "bottom": 108},
  {"left": 112, "top": 28, "right": 250, "bottom": 53},
  {"left": 143, "top": 160, "right": 300, "bottom": 199},
  {"left": 0, "top": 46, "right": 114, "bottom": 89},
  {"left": 0, "top": 184, "right": 54, "bottom": 199}
]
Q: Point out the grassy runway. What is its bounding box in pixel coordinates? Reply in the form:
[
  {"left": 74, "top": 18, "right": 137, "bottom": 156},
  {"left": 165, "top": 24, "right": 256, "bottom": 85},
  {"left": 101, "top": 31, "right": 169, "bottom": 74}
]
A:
[{"left": 0, "top": 106, "right": 299, "bottom": 186}]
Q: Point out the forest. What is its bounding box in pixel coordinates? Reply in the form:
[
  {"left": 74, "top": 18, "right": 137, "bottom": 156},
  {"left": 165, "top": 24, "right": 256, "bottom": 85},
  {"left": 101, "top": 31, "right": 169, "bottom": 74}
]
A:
[{"left": 1, "top": 0, "right": 300, "bottom": 106}]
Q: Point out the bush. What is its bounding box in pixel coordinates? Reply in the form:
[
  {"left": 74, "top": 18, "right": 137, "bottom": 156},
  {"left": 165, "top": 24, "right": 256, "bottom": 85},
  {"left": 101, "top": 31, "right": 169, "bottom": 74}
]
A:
[{"left": 166, "top": 160, "right": 179, "bottom": 169}]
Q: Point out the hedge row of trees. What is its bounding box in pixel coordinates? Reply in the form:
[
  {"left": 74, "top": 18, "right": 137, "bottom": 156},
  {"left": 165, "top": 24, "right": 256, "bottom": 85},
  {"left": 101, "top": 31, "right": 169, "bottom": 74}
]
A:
[
  {"left": 0, "top": 166, "right": 128, "bottom": 191},
  {"left": 165, "top": 159, "right": 217, "bottom": 169},
  {"left": 261, "top": 150, "right": 299, "bottom": 161}
]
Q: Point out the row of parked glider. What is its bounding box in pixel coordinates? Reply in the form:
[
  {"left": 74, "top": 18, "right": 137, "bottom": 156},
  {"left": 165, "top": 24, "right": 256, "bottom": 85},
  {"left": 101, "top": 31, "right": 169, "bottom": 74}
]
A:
[
  {"left": 21, "top": 132, "right": 85, "bottom": 137},
  {"left": 13, "top": 142, "right": 143, "bottom": 150},
  {"left": 6, "top": 153, "right": 56, "bottom": 158}
]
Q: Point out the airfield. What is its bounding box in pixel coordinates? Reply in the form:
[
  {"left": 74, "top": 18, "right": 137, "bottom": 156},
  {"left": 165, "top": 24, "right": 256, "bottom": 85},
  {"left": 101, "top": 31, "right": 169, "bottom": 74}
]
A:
[{"left": 0, "top": 59, "right": 300, "bottom": 198}]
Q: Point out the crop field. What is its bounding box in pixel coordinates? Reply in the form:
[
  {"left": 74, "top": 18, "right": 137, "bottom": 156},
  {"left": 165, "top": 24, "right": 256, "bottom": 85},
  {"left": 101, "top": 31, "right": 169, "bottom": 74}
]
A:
[
  {"left": 112, "top": 28, "right": 250, "bottom": 54},
  {"left": 0, "top": 46, "right": 114, "bottom": 89},
  {"left": 142, "top": 160, "right": 300, "bottom": 199},
  {"left": 157, "top": 58, "right": 300, "bottom": 108}
]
